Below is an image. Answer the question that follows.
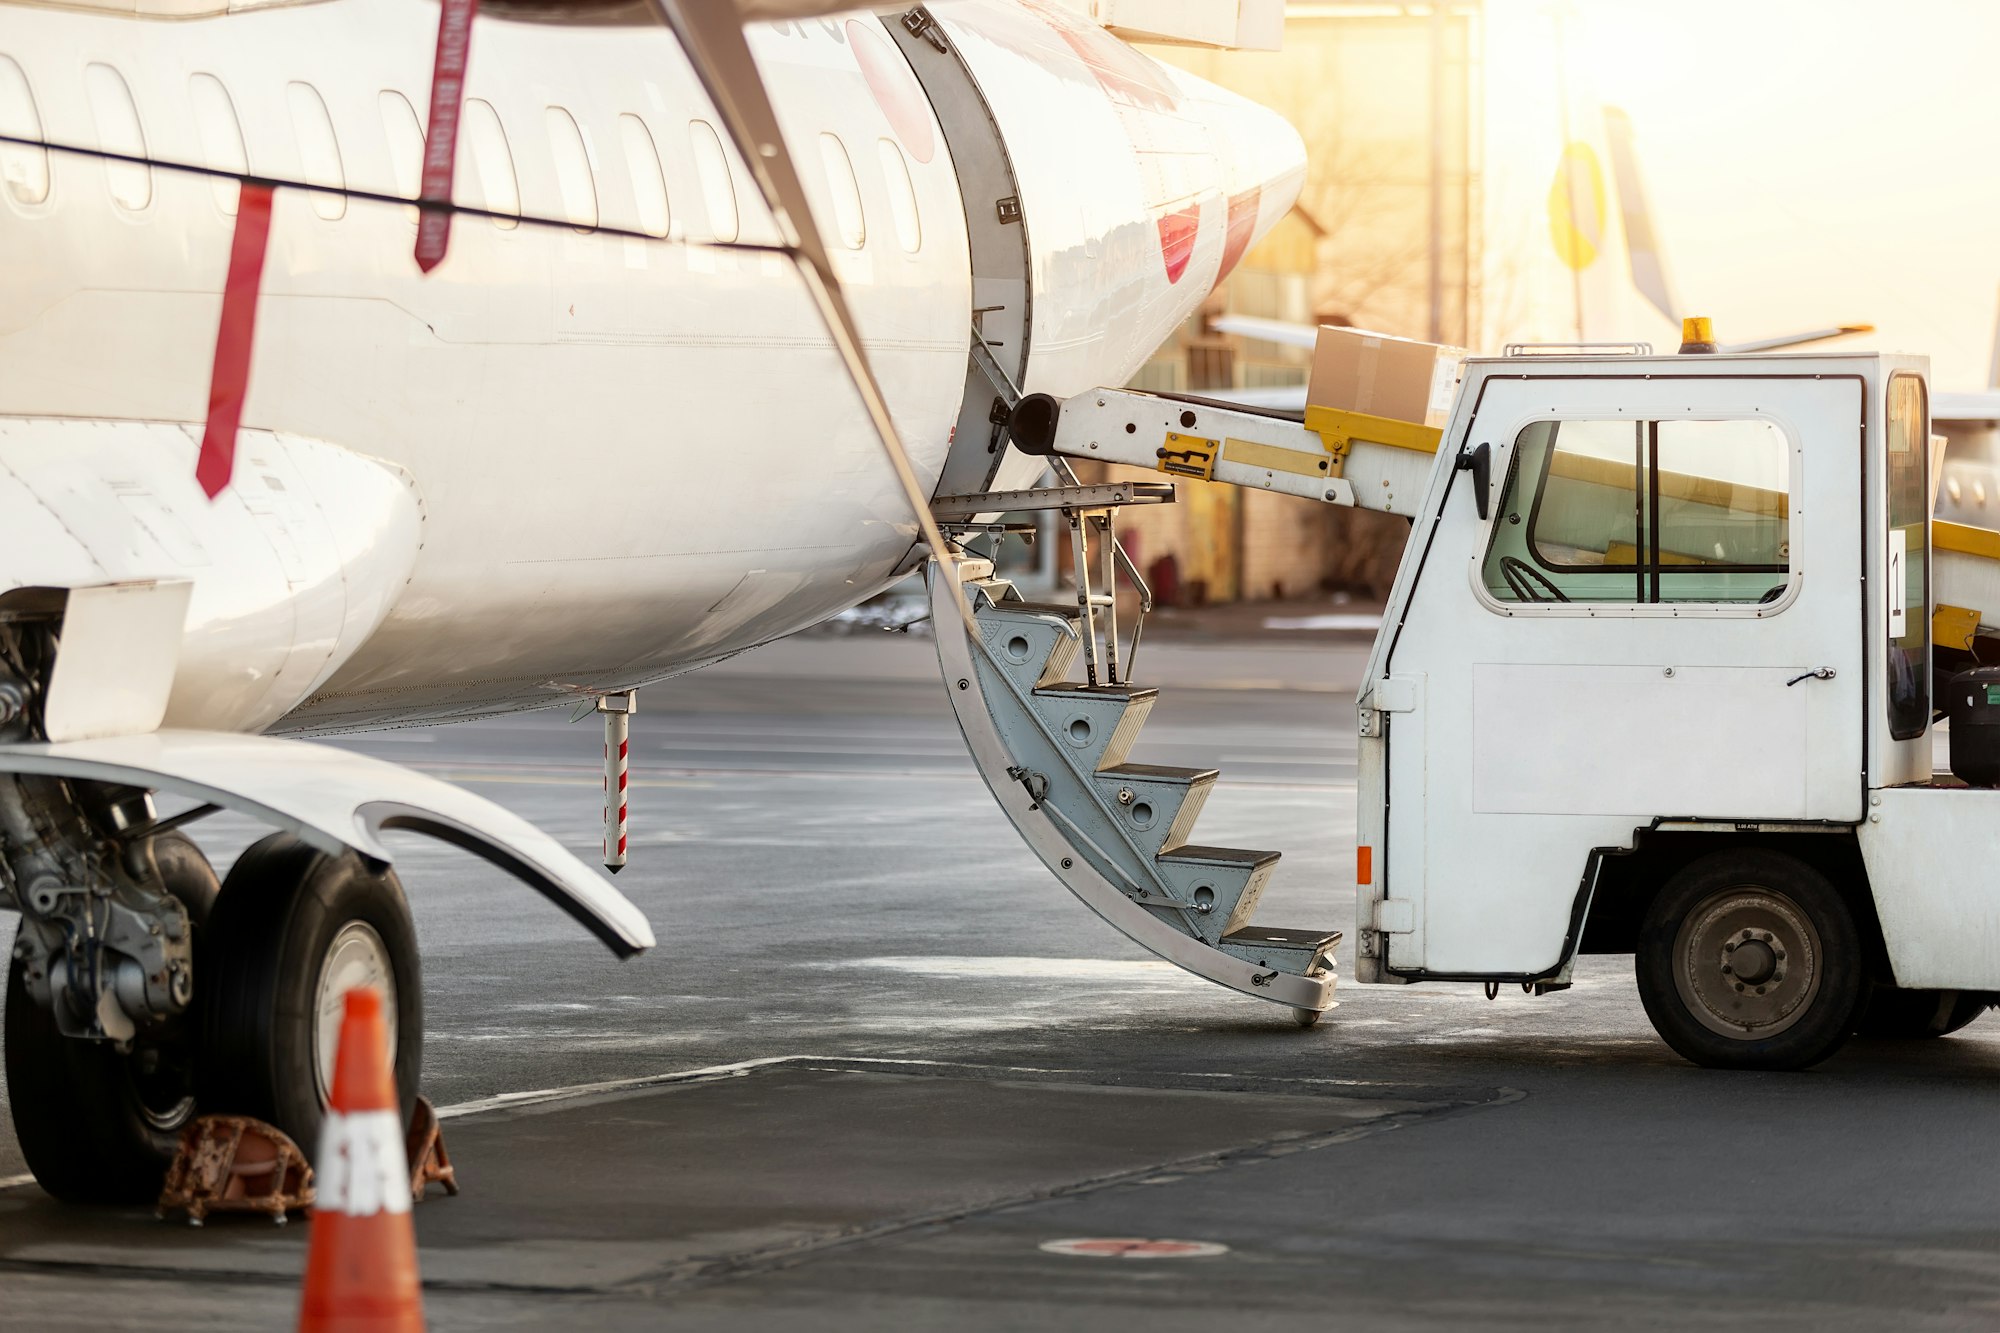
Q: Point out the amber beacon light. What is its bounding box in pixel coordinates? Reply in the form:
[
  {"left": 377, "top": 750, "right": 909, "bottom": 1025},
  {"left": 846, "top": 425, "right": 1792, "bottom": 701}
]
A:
[{"left": 1678, "top": 317, "right": 1720, "bottom": 354}]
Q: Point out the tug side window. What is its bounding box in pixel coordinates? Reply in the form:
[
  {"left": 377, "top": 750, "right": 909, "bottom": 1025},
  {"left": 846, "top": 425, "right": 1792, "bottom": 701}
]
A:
[{"left": 1483, "top": 417, "right": 1792, "bottom": 606}]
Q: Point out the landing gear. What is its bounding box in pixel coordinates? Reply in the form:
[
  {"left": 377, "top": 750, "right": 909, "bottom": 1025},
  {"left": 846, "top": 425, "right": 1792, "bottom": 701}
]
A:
[
  {"left": 5, "top": 833, "right": 218, "bottom": 1202},
  {"left": 1636, "top": 850, "right": 1865, "bottom": 1071},
  {"left": 200, "top": 833, "right": 422, "bottom": 1157},
  {"left": 1855, "top": 986, "right": 1992, "bottom": 1039}
]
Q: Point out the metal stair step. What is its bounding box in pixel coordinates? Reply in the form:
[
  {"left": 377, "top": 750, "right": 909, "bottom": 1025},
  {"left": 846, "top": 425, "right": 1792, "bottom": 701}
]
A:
[
  {"left": 1035, "top": 683, "right": 1159, "bottom": 703},
  {"left": 1159, "top": 844, "right": 1282, "bottom": 870},
  {"left": 1152, "top": 844, "right": 1283, "bottom": 943},
  {"left": 1218, "top": 926, "right": 1342, "bottom": 977},
  {"left": 978, "top": 605, "right": 1081, "bottom": 689},
  {"left": 987, "top": 599, "right": 1085, "bottom": 623},
  {"left": 1032, "top": 685, "right": 1159, "bottom": 771},
  {"left": 1098, "top": 762, "right": 1218, "bottom": 785},
  {"left": 1096, "top": 764, "right": 1219, "bottom": 852}
]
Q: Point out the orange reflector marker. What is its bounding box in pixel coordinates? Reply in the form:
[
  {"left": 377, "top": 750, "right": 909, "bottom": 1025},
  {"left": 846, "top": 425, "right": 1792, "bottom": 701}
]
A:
[{"left": 1356, "top": 846, "right": 1373, "bottom": 885}]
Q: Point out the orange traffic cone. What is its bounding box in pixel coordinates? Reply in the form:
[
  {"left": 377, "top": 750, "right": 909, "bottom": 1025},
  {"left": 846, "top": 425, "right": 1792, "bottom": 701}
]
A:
[{"left": 298, "top": 986, "right": 424, "bottom": 1331}]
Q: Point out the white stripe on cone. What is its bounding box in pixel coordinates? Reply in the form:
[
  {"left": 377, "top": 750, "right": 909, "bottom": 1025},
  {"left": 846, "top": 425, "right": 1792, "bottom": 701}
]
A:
[{"left": 315, "top": 1109, "right": 411, "bottom": 1217}]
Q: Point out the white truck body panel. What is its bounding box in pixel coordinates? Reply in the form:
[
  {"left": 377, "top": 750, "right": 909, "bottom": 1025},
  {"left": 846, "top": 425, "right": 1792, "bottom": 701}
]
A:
[{"left": 1860, "top": 786, "right": 2000, "bottom": 989}]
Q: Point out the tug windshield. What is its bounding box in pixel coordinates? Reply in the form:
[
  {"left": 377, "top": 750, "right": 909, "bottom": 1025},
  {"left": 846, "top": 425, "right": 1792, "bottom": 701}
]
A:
[{"left": 1483, "top": 416, "right": 1793, "bottom": 606}]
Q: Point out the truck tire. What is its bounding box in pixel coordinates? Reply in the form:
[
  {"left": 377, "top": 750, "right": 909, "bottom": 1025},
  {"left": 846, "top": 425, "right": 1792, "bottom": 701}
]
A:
[
  {"left": 1636, "top": 850, "right": 1864, "bottom": 1070},
  {"left": 199, "top": 833, "right": 421, "bottom": 1160},
  {"left": 4, "top": 832, "right": 219, "bottom": 1203},
  {"left": 1854, "top": 986, "right": 1991, "bottom": 1039}
]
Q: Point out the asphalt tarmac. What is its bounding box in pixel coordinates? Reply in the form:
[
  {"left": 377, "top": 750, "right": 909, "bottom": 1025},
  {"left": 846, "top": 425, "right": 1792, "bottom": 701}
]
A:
[{"left": 3, "top": 623, "right": 2000, "bottom": 1330}]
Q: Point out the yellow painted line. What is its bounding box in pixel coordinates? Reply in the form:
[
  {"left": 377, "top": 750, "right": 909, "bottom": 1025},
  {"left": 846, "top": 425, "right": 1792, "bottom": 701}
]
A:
[
  {"left": 1935, "top": 519, "right": 2000, "bottom": 561},
  {"left": 1222, "top": 437, "right": 1331, "bottom": 478}
]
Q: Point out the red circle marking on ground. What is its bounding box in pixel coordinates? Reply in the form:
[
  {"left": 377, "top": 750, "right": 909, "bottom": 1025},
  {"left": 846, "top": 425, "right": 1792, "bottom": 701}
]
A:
[{"left": 1039, "top": 1238, "right": 1230, "bottom": 1259}]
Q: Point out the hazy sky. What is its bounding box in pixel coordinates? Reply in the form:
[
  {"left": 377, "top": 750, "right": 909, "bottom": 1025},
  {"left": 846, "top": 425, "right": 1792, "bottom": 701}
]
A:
[{"left": 1484, "top": 0, "right": 1999, "bottom": 385}]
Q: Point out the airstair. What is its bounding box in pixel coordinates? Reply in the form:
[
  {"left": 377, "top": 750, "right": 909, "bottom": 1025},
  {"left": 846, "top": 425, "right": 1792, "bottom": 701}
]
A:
[{"left": 928, "top": 478, "right": 1339, "bottom": 1022}]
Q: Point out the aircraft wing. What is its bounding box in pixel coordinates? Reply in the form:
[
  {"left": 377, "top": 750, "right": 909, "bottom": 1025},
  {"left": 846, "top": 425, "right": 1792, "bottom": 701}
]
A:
[
  {"left": 1210, "top": 313, "right": 1319, "bottom": 349},
  {"left": 1721, "top": 325, "right": 1876, "bottom": 354},
  {"left": 1936, "top": 391, "right": 2000, "bottom": 421},
  {"left": 1198, "top": 383, "right": 1309, "bottom": 411}
]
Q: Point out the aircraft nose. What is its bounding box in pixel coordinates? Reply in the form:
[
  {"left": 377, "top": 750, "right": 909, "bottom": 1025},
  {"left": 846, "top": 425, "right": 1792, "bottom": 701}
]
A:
[{"left": 1190, "top": 77, "right": 1307, "bottom": 289}]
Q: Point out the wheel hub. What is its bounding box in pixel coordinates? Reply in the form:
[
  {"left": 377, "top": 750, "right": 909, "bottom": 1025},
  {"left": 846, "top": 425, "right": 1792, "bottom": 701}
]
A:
[
  {"left": 1674, "top": 888, "right": 1820, "bottom": 1039},
  {"left": 314, "top": 921, "right": 397, "bottom": 1105}
]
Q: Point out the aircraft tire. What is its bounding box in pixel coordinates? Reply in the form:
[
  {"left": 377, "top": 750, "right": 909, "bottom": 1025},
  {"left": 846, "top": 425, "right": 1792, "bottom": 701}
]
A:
[
  {"left": 199, "top": 832, "right": 421, "bottom": 1161},
  {"left": 1636, "top": 850, "right": 1864, "bottom": 1071},
  {"left": 4, "top": 832, "right": 219, "bottom": 1203},
  {"left": 1854, "top": 986, "right": 1992, "bottom": 1039}
]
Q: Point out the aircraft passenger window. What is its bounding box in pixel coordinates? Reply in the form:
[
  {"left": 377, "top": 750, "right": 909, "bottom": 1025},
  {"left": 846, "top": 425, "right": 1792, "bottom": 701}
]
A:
[
  {"left": 188, "top": 74, "right": 247, "bottom": 216},
  {"left": 688, "top": 118, "right": 736, "bottom": 243},
  {"left": 817, "top": 132, "right": 864, "bottom": 249},
  {"left": 1482, "top": 417, "right": 1792, "bottom": 606},
  {"left": 378, "top": 90, "right": 424, "bottom": 211},
  {"left": 285, "top": 82, "right": 345, "bottom": 221},
  {"left": 461, "top": 98, "right": 519, "bottom": 230},
  {"left": 84, "top": 63, "right": 150, "bottom": 212},
  {"left": 876, "top": 138, "right": 919, "bottom": 253},
  {"left": 544, "top": 106, "right": 597, "bottom": 230},
  {"left": 1885, "top": 373, "right": 1931, "bottom": 738},
  {"left": 617, "top": 114, "right": 669, "bottom": 238},
  {"left": 0, "top": 56, "right": 49, "bottom": 206}
]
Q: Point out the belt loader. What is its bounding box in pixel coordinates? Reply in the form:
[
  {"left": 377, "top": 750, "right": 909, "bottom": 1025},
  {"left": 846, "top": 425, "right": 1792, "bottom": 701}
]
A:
[{"left": 929, "top": 336, "right": 2000, "bottom": 1071}]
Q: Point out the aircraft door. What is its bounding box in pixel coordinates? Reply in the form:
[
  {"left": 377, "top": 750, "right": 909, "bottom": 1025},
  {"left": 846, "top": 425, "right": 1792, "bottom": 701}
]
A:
[{"left": 1379, "top": 372, "right": 1866, "bottom": 978}]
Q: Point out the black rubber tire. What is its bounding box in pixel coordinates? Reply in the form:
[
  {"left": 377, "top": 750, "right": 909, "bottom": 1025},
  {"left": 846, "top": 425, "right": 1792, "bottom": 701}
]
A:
[
  {"left": 4, "top": 833, "right": 219, "bottom": 1203},
  {"left": 1855, "top": 986, "right": 1992, "bottom": 1038},
  {"left": 1636, "top": 850, "right": 1865, "bottom": 1071},
  {"left": 198, "top": 832, "right": 421, "bottom": 1160}
]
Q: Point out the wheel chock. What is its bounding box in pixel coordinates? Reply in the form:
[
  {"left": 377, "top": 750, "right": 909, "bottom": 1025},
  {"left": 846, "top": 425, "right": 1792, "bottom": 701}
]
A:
[
  {"left": 156, "top": 1115, "right": 315, "bottom": 1226},
  {"left": 406, "top": 1095, "right": 459, "bottom": 1202}
]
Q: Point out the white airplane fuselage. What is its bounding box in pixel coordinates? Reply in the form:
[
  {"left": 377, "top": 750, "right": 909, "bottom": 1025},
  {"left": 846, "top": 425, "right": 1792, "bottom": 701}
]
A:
[{"left": 0, "top": 0, "right": 1304, "bottom": 734}]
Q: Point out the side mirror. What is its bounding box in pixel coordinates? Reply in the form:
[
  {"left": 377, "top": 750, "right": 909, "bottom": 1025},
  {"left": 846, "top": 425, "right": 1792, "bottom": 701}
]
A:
[{"left": 1456, "top": 442, "right": 1491, "bottom": 520}]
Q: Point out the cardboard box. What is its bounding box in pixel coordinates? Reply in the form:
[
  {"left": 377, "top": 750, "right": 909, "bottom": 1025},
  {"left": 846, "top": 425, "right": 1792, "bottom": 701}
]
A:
[{"left": 1307, "top": 327, "right": 1464, "bottom": 428}]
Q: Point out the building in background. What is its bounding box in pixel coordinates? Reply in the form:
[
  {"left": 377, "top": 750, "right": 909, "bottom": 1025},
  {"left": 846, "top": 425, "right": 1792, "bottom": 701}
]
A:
[{"left": 1062, "top": 2, "right": 1483, "bottom": 607}]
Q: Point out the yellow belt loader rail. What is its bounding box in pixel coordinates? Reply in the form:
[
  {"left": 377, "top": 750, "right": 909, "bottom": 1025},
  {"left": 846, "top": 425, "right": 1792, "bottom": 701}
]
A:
[{"left": 951, "top": 350, "right": 2000, "bottom": 1074}]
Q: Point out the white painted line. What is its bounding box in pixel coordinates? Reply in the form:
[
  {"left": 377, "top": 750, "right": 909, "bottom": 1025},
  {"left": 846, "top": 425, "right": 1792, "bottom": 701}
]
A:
[
  {"left": 1041, "top": 1238, "right": 1230, "bottom": 1258},
  {"left": 434, "top": 1055, "right": 797, "bottom": 1120},
  {"left": 432, "top": 1052, "right": 1403, "bottom": 1123},
  {"left": 0, "top": 1172, "right": 37, "bottom": 1192}
]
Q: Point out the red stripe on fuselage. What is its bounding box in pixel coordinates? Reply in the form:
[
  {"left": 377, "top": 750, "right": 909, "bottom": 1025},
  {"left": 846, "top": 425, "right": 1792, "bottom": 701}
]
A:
[
  {"left": 1216, "top": 186, "right": 1261, "bottom": 286},
  {"left": 196, "top": 183, "right": 275, "bottom": 499},
  {"left": 1158, "top": 205, "right": 1200, "bottom": 284}
]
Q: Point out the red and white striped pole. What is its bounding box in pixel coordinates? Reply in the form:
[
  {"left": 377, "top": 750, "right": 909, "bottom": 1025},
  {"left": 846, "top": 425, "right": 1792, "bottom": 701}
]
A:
[{"left": 598, "top": 692, "right": 634, "bottom": 874}]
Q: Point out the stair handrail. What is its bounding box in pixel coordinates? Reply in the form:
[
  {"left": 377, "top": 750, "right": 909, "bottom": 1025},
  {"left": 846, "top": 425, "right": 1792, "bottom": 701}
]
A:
[{"left": 1049, "top": 456, "right": 1151, "bottom": 679}]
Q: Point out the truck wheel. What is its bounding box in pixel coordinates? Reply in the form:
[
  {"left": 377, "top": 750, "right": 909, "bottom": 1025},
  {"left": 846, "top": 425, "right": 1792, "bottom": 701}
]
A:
[
  {"left": 199, "top": 833, "right": 421, "bottom": 1159},
  {"left": 1854, "top": 986, "right": 1991, "bottom": 1038},
  {"left": 4, "top": 832, "right": 218, "bottom": 1203},
  {"left": 1636, "top": 850, "right": 1864, "bottom": 1070}
]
